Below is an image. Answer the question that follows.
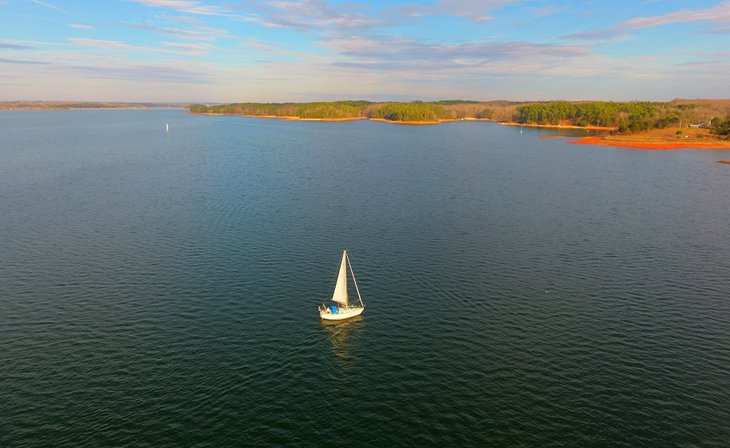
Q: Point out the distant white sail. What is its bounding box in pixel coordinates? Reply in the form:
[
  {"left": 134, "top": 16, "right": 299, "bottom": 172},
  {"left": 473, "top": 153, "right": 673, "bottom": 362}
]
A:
[{"left": 331, "top": 250, "right": 349, "bottom": 306}]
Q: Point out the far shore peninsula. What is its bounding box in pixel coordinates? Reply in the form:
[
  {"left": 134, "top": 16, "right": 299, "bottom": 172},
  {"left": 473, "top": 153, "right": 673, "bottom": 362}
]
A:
[
  {"left": 4, "top": 99, "right": 730, "bottom": 150},
  {"left": 189, "top": 99, "right": 730, "bottom": 149}
]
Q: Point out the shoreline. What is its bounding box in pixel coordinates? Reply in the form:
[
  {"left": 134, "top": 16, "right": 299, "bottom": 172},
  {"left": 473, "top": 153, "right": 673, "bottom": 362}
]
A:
[
  {"left": 369, "top": 117, "right": 461, "bottom": 125},
  {"left": 194, "top": 112, "right": 468, "bottom": 125},
  {"left": 1, "top": 106, "right": 186, "bottom": 111},
  {"left": 569, "top": 136, "right": 730, "bottom": 150},
  {"left": 194, "top": 112, "right": 367, "bottom": 122},
  {"left": 245, "top": 114, "right": 367, "bottom": 122},
  {"left": 500, "top": 122, "right": 615, "bottom": 131}
]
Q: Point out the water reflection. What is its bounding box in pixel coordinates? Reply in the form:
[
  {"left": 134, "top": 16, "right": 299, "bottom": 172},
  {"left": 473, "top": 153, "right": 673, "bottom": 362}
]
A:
[{"left": 320, "top": 316, "right": 364, "bottom": 360}]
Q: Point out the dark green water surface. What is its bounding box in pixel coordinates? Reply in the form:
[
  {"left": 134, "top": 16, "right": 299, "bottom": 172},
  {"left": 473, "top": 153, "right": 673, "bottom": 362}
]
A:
[{"left": 1, "top": 110, "right": 729, "bottom": 447}]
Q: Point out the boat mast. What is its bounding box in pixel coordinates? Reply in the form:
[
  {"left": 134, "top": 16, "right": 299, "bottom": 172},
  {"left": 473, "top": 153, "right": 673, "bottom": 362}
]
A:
[{"left": 346, "top": 250, "right": 365, "bottom": 308}]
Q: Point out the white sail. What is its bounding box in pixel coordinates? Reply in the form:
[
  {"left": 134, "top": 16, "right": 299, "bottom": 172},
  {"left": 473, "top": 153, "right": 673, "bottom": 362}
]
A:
[{"left": 331, "top": 250, "right": 349, "bottom": 306}]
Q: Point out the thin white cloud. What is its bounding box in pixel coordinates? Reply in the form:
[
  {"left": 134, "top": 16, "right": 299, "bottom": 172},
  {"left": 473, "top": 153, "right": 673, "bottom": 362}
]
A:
[
  {"left": 622, "top": 0, "right": 730, "bottom": 30},
  {"left": 31, "top": 0, "right": 67, "bottom": 14},
  {"left": 68, "top": 38, "right": 136, "bottom": 50},
  {"left": 561, "top": 28, "right": 626, "bottom": 41},
  {"left": 324, "top": 36, "right": 589, "bottom": 72},
  {"left": 564, "top": 0, "right": 730, "bottom": 40},
  {"left": 434, "top": 0, "right": 512, "bottom": 22},
  {"left": 127, "top": 0, "right": 230, "bottom": 16},
  {"left": 387, "top": 0, "right": 512, "bottom": 24},
  {"left": 529, "top": 5, "right": 568, "bottom": 19},
  {"left": 164, "top": 14, "right": 203, "bottom": 24},
  {"left": 0, "top": 41, "right": 35, "bottom": 50},
  {"left": 161, "top": 41, "right": 215, "bottom": 56},
  {"left": 64, "top": 61, "right": 210, "bottom": 83},
  {"left": 69, "top": 23, "right": 93, "bottom": 29},
  {"left": 234, "top": 0, "right": 382, "bottom": 31},
  {"left": 127, "top": 22, "right": 230, "bottom": 40},
  {"left": 66, "top": 36, "right": 214, "bottom": 58},
  {"left": 0, "top": 57, "right": 47, "bottom": 64}
]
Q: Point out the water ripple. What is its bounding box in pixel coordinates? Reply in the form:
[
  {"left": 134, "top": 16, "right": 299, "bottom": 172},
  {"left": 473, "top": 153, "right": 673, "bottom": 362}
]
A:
[{"left": 1, "top": 112, "right": 729, "bottom": 447}]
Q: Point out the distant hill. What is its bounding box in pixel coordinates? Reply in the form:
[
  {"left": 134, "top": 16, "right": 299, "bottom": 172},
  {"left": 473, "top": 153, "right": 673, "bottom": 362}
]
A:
[
  {"left": 4, "top": 99, "right": 728, "bottom": 135},
  {"left": 0, "top": 101, "right": 186, "bottom": 110}
]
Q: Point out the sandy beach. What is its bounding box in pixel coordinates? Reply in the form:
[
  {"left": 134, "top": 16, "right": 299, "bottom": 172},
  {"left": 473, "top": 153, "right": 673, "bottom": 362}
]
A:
[{"left": 568, "top": 128, "right": 730, "bottom": 150}]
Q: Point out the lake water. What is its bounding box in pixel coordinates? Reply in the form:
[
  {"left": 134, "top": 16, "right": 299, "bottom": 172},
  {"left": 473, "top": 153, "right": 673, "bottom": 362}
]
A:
[{"left": 1, "top": 110, "right": 729, "bottom": 447}]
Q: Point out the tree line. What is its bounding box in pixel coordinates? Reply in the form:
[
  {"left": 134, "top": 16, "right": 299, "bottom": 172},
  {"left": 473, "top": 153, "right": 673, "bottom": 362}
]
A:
[
  {"left": 189, "top": 100, "right": 729, "bottom": 133},
  {"left": 512, "top": 102, "right": 678, "bottom": 131},
  {"left": 190, "top": 101, "right": 495, "bottom": 123},
  {"left": 711, "top": 116, "right": 730, "bottom": 138},
  {"left": 189, "top": 101, "right": 367, "bottom": 119},
  {"left": 511, "top": 101, "right": 730, "bottom": 133},
  {"left": 368, "top": 102, "right": 451, "bottom": 121}
]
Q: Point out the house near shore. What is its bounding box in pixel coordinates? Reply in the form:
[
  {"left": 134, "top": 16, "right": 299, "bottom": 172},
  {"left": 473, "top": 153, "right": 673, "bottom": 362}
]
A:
[{"left": 688, "top": 121, "right": 711, "bottom": 129}]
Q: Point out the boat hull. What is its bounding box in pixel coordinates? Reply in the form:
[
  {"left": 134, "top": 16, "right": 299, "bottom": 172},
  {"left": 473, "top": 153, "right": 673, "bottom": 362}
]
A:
[{"left": 320, "top": 306, "right": 364, "bottom": 321}]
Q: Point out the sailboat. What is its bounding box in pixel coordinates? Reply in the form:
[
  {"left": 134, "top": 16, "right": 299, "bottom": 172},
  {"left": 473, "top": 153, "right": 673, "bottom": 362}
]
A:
[
  {"left": 319, "top": 250, "right": 365, "bottom": 321},
  {"left": 165, "top": 122, "right": 169, "bottom": 132}
]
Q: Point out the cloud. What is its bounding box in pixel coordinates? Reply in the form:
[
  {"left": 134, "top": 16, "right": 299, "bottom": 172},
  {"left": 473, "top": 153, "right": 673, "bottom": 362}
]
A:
[
  {"left": 241, "top": 37, "right": 310, "bottom": 61},
  {"left": 330, "top": 37, "right": 587, "bottom": 63},
  {"left": 233, "top": 0, "right": 381, "bottom": 31},
  {"left": 561, "top": 28, "right": 626, "bottom": 41},
  {"left": 68, "top": 38, "right": 136, "bottom": 50},
  {"left": 320, "top": 36, "right": 590, "bottom": 78},
  {"left": 622, "top": 1, "right": 730, "bottom": 30},
  {"left": 164, "top": 14, "right": 203, "bottom": 24},
  {"left": 529, "top": 5, "right": 568, "bottom": 19},
  {"left": 161, "top": 41, "right": 215, "bottom": 56},
  {"left": 433, "top": 0, "right": 511, "bottom": 22},
  {"left": 0, "top": 42, "right": 35, "bottom": 50},
  {"left": 69, "top": 23, "right": 93, "bottom": 29},
  {"left": 234, "top": 0, "right": 512, "bottom": 33},
  {"left": 67, "top": 36, "right": 216, "bottom": 57},
  {"left": 0, "top": 57, "right": 47, "bottom": 64},
  {"left": 31, "top": 0, "right": 67, "bottom": 14},
  {"left": 388, "top": 0, "right": 512, "bottom": 23},
  {"left": 126, "top": 0, "right": 230, "bottom": 16},
  {"left": 64, "top": 62, "right": 210, "bottom": 83},
  {"left": 707, "top": 22, "right": 730, "bottom": 33},
  {"left": 128, "top": 0, "right": 195, "bottom": 5},
  {"left": 563, "top": 0, "right": 730, "bottom": 40},
  {"left": 126, "top": 23, "right": 230, "bottom": 40}
]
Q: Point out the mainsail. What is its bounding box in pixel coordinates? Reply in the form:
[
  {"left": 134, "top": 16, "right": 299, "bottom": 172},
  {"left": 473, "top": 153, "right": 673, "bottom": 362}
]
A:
[{"left": 331, "top": 250, "right": 349, "bottom": 306}]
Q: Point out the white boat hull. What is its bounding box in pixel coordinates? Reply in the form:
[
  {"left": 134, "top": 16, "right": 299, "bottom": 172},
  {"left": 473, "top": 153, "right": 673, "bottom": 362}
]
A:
[{"left": 320, "top": 306, "right": 364, "bottom": 321}]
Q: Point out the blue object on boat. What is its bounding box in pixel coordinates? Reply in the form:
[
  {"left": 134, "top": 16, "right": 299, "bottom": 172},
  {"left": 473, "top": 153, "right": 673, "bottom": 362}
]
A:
[{"left": 331, "top": 305, "right": 338, "bottom": 314}]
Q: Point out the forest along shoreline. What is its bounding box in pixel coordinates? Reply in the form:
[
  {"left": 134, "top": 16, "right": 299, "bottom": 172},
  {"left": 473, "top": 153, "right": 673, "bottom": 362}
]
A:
[
  {"left": 189, "top": 99, "right": 730, "bottom": 150},
  {"left": 4, "top": 99, "right": 729, "bottom": 149}
]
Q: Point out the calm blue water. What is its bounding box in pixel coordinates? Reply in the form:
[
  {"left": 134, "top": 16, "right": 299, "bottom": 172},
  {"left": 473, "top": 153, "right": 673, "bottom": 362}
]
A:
[{"left": 1, "top": 110, "right": 729, "bottom": 447}]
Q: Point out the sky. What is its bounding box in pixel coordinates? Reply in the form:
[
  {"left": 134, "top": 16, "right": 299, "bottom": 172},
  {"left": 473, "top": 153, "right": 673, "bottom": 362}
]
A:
[{"left": 1, "top": 0, "right": 730, "bottom": 102}]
